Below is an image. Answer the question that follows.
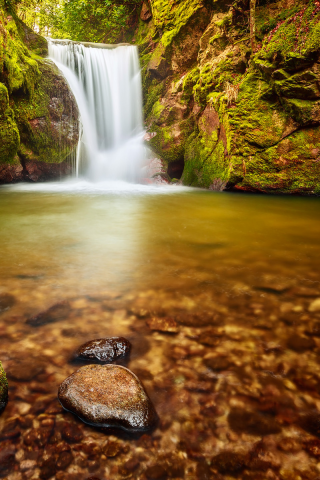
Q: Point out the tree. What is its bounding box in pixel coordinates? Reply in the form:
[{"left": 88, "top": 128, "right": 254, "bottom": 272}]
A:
[{"left": 250, "top": 0, "right": 256, "bottom": 51}]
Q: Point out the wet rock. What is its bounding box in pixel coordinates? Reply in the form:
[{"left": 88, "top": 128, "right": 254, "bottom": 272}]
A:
[
  {"left": 60, "top": 422, "right": 83, "bottom": 443},
  {"left": 146, "top": 316, "right": 179, "bottom": 333},
  {"left": 305, "top": 320, "right": 320, "bottom": 337},
  {"left": 287, "top": 334, "right": 315, "bottom": 352},
  {"left": 145, "top": 464, "right": 167, "bottom": 479},
  {"left": 24, "top": 427, "right": 53, "bottom": 448},
  {"left": 58, "top": 364, "right": 157, "bottom": 432},
  {"left": 74, "top": 337, "right": 131, "bottom": 363},
  {"left": 300, "top": 411, "right": 320, "bottom": 437},
  {"left": 103, "top": 440, "right": 122, "bottom": 457},
  {"left": 6, "top": 354, "right": 46, "bottom": 382},
  {"left": 228, "top": 408, "right": 282, "bottom": 436},
  {"left": 0, "top": 442, "right": 16, "bottom": 477},
  {"left": 0, "top": 361, "right": 8, "bottom": 413},
  {"left": 26, "top": 300, "right": 71, "bottom": 327},
  {"left": 204, "top": 356, "right": 230, "bottom": 371},
  {"left": 211, "top": 451, "right": 247, "bottom": 474},
  {"left": 0, "top": 293, "right": 15, "bottom": 313}
]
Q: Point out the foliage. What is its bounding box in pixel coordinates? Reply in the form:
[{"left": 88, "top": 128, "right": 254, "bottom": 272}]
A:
[{"left": 13, "top": 0, "right": 142, "bottom": 43}]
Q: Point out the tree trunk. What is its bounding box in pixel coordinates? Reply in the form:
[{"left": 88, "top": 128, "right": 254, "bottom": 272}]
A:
[{"left": 250, "top": 0, "right": 256, "bottom": 51}]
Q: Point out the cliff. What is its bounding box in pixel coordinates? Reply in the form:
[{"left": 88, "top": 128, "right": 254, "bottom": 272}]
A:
[
  {"left": 0, "top": 4, "right": 79, "bottom": 183},
  {"left": 135, "top": 0, "right": 320, "bottom": 194}
]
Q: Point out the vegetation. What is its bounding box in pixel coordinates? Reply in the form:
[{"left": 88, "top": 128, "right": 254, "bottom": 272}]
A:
[{"left": 8, "top": 0, "right": 143, "bottom": 43}]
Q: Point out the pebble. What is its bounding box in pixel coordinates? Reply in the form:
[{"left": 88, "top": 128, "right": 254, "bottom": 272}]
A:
[
  {"left": 146, "top": 316, "right": 179, "bottom": 333},
  {"left": 286, "top": 334, "right": 315, "bottom": 352},
  {"left": 0, "top": 293, "right": 15, "bottom": 313},
  {"left": 58, "top": 364, "right": 157, "bottom": 432},
  {"left": 204, "top": 356, "right": 230, "bottom": 371},
  {"left": 309, "top": 298, "right": 320, "bottom": 312},
  {"left": 211, "top": 451, "right": 247, "bottom": 474},
  {"left": 74, "top": 337, "right": 131, "bottom": 363},
  {"left": 228, "top": 408, "right": 281, "bottom": 435}
]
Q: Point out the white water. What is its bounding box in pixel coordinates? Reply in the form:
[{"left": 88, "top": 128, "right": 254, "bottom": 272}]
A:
[{"left": 48, "top": 40, "right": 145, "bottom": 182}]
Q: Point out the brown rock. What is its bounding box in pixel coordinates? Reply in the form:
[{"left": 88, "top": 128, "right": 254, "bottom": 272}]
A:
[
  {"left": 140, "top": 2, "right": 152, "bottom": 22},
  {"left": 146, "top": 317, "right": 179, "bottom": 333},
  {"left": 211, "top": 451, "right": 247, "bottom": 475},
  {"left": 58, "top": 365, "right": 157, "bottom": 432},
  {"left": 74, "top": 337, "right": 131, "bottom": 363},
  {"left": 287, "top": 334, "right": 315, "bottom": 352},
  {"left": 204, "top": 356, "right": 230, "bottom": 371},
  {"left": 0, "top": 293, "right": 15, "bottom": 313},
  {"left": 228, "top": 408, "right": 282, "bottom": 436}
]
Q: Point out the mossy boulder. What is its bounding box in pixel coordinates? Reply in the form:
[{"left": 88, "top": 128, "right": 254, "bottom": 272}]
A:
[
  {"left": 138, "top": 0, "right": 320, "bottom": 194},
  {"left": 0, "top": 4, "right": 79, "bottom": 182},
  {"left": 0, "top": 361, "right": 8, "bottom": 413}
]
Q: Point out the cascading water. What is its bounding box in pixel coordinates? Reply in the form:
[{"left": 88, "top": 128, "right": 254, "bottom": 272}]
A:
[{"left": 48, "top": 40, "right": 145, "bottom": 182}]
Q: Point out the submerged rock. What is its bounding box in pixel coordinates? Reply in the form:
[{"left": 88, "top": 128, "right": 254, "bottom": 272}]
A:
[
  {"left": 228, "top": 408, "right": 281, "bottom": 436},
  {"left": 0, "top": 294, "right": 15, "bottom": 313},
  {"left": 0, "top": 361, "right": 8, "bottom": 413},
  {"left": 26, "top": 301, "right": 71, "bottom": 327},
  {"left": 74, "top": 337, "right": 131, "bottom": 363},
  {"left": 58, "top": 365, "right": 157, "bottom": 432}
]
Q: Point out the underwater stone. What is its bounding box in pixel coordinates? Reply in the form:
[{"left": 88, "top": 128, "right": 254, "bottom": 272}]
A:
[
  {"left": 0, "top": 361, "right": 8, "bottom": 414},
  {"left": 58, "top": 365, "right": 157, "bottom": 432},
  {"left": 74, "top": 337, "right": 131, "bottom": 363},
  {"left": 0, "top": 294, "right": 15, "bottom": 313}
]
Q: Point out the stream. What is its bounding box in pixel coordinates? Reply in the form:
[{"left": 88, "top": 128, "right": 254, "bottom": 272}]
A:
[{"left": 1, "top": 182, "right": 320, "bottom": 479}]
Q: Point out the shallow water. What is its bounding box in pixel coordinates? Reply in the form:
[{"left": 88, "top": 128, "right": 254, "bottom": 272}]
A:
[{"left": 1, "top": 181, "right": 320, "bottom": 480}]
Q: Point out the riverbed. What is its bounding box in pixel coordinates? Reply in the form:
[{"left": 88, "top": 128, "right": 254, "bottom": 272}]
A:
[{"left": 1, "top": 181, "right": 320, "bottom": 479}]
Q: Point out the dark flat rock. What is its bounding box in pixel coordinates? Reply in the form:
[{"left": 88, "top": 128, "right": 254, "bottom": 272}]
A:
[
  {"left": 58, "top": 365, "right": 157, "bottom": 432},
  {"left": 74, "top": 337, "right": 131, "bottom": 363}
]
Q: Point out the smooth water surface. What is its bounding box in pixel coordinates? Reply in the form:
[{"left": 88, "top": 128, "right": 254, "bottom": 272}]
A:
[{"left": 1, "top": 183, "right": 320, "bottom": 479}]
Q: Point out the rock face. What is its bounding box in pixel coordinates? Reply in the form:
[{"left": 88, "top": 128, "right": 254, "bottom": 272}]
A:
[
  {"left": 136, "top": 0, "right": 320, "bottom": 194},
  {"left": 75, "top": 337, "right": 131, "bottom": 363},
  {"left": 0, "top": 361, "right": 8, "bottom": 413},
  {"left": 58, "top": 365, "right": 157, "bottom": 432},
  {"left": 0, "top": 6, "right": 79, "bottom": 184}
]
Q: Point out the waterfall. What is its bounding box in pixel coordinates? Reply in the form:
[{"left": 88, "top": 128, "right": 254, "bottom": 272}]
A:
[{"left": 48, "top": 40, "right": 145, "bottom": 182}]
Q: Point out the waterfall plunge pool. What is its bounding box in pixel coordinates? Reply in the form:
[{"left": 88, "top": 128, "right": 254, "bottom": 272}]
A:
[{"left": 0, "top": 185, "right": 320, "bottom": 478}]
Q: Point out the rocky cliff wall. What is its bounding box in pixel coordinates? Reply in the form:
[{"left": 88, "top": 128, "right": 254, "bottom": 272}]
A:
[
  {"left": 0, "top": 6, "right": 79, "bottom": 184},
  {"left": 136, "top": 0, "right": 320, "bottom": 194}
]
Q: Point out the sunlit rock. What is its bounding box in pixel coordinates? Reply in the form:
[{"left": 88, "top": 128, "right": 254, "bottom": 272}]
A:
[{"left": 58, "top": 365, "right": 157, "bottom": 432}]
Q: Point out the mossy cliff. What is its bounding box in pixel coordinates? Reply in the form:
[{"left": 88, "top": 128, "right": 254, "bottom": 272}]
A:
[
  {"left": 0, "top": 360, "right": 8, "bottom": 413},
  {"left": 135, "top": 0, "right": 320, "bottom": 194},
  {"left": 0, "top": 3, "right": 79, "bottom": 183}
]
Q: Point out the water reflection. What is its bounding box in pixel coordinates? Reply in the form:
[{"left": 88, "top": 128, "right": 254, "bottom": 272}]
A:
[{"left": 0, "top": 183, "right": 320, "bottom": 479}]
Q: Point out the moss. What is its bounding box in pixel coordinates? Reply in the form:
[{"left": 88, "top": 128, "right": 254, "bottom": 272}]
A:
[
  {"left": 0, "top": 360, "right": 8, "bottom": 413},
  {"left": 149, "top": 118, "right": 194, "bottom": 163},
  {"left": 144, "top": 78, "right": 166, "bottom": 119},
  {"left": 151, "top": 0, "right": 203, "bottom": 47},
  {"left": 0, "top": 82, "right": 20, "bottom": 163},
  {"left": 12, "top": 61, "right": 78, "bottom": 164},
  {"left": 256, "top": 2, "right": 320, "bottom": 66}
]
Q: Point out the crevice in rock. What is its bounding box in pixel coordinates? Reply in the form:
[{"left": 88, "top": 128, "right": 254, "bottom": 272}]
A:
[{"left": 167, "top": 158, "right": 185, "bottom": 180}]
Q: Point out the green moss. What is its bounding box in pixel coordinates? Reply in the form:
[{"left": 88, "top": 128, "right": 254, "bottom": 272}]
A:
[
  {"left": 149, "top": 118, "right": 194, "bottom": 163},
  {"left": 151, "top": 0, "right": 203, "bottom": 47},
  {"left": 0, "top": 82, "right": 20, "bottom": 163},
  {"left": 0, "top": 361, "right": 8, "bottom": 413},
  {"left": 256, "top": 2, "right": 320, "bottom": 65}
]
